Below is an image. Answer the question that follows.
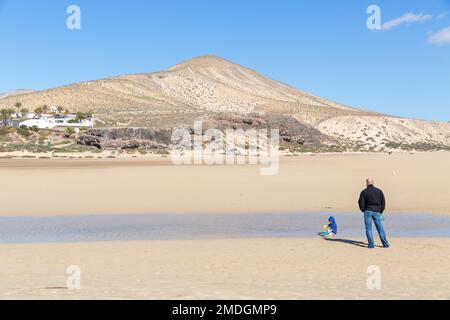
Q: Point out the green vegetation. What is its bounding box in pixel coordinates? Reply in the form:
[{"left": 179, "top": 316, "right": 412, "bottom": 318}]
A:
[
  {"left": 0, "top": 143, "right": 53, "bottom": 153},
  {"left": 0, "top": 108, "right": 14, "bottom": 125},
  {"left": 75, "top": 111, "right": 93, "bottom": 122},
  {"left": 17, "top": 126, "right": 32, "bottom": 138},
  {"left": 385, "top": 141, "right": 450, "bottom": 151},
  {"left": 283, "top": 142, "right": 348, "bottom": 153},
  {"left": 20, "top": 108, "right": 29, "bottom": 117},
  {"left": 137, "top": 147, "right": 148, "bottom": 155},
  {"left": 14, "top": 102, "right": 22, "bottom": 111},
  {"left": 34, "top": 106, "right": 44, "bottom": 115},
  {"left": 65, "top": 127, "right": 76, "bottom": 138},
  {"left": 53, "top": 144, "right": 100, "bottom": 153},
  {"left": 0, "top": 126, "right": 15, "bottom": 136}
]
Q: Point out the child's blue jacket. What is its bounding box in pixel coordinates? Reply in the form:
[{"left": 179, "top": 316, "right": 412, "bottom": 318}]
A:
[{"left": 328, "top": 216, "right": 337, "bottom": 234}]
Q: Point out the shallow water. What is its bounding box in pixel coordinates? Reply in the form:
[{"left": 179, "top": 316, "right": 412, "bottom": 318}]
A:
[
  {"left": 0, "top": 213, "right": 450, "bottom": 243},
  {"left": 1, "top": 213, "right": 450, "bottom": 244}
]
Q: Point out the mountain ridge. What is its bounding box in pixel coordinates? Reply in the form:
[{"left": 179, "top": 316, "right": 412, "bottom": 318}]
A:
[{"left": 0, "top": 55, "right": 448, "bottom": 151}]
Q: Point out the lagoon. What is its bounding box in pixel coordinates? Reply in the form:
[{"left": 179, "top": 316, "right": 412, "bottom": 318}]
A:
[{"left": 1, "top": 212, "right": 449, "bottom": 244}]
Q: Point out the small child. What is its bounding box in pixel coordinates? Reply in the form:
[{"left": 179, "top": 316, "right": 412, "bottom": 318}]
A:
[{"left": 320, "top": 216, "right": 338, "bottom": 238}]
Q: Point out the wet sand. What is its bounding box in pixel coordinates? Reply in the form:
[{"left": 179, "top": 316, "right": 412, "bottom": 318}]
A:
[
  {"left": 0, "top": 152, "right": 449, "bottom": 216},
  {"left": 1, "top": 238, "right": 449, "bottom": 300},
  {"left": 1, "top": 213, "right": 450, "bottom": 244}
]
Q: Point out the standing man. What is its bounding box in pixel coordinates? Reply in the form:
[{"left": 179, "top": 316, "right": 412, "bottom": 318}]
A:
[{"left": 358, "top": 178, "right": 390, "bottom": 249}]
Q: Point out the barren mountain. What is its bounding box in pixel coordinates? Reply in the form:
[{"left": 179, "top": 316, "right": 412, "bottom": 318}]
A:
[
  {"left": 0, "top": 89, "right": 36, "bottom": 100},
  {"left": 1, "top": 55, "right": 449, "bottom": 151}
]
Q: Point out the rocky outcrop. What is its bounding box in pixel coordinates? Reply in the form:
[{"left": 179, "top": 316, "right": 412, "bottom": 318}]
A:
[
  {"left": 77, "top": 134, "right": 103, "bottom": 149},
  {"left": 77, "top": 112, "right": 335, "bottom": 150},
  {"left": 77, "top": 128, "right": 172, "bottom": 150},
  {"left": 205, "top": 113, "right": 334, "bottom": 146}
]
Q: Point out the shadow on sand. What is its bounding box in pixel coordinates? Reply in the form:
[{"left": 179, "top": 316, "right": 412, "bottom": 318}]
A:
[{"left": 323, "top": 238, "right": 373, "bottom": 248}]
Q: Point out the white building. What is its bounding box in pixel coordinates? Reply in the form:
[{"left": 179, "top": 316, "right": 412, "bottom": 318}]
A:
[{"left": 19, "top": 115, "right": 94, "bottom": 130}]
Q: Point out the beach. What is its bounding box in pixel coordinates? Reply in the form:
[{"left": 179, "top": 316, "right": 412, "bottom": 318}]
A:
[
  {"left": 0, "top": 152, "right": 449, "bottom": 300},
  {"left": 2, "top": 0, "right": 450, "bottom": 303},
  {"left": 1, "top": 238, "right": 449, "bottom": 300},
  {"left": 0, "top": 152, "right": 449, "bottom": 216}
]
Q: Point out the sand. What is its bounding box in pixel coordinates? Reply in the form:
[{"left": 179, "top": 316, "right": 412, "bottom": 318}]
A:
[
  {"left": 1, "top": 237, "right": 449, "bottom": 300},
  {"left": 0, "top": 153, "right": 449, "bottom": 300},
  {"left": 0, "top": 152, "right": 449, "bottom": 216}
]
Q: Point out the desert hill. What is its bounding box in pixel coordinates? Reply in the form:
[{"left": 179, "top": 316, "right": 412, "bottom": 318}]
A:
[
  {"left": 0, "top": 55, "right": 448, "bottom": 151},
  {"left": 0, "top": 89, "right": 36, "bottom": 100}
]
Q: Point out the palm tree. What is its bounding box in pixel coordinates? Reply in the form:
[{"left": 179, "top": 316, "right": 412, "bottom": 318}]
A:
[
  {"left": 20, "top": 108, "right": 29, "bottom": 118},
  {"left": 15, "top": 102, "right": 22, "bottom": 113},
  {"left": 75, "top": 111, "right": 86, "bottom": 122},
  {"left": 35, "top": 106, "right": 45, "bottom": 114},
  {"left": 0, "top": 108, "right": 14, "bottom": 126},
  {"left": 0, "top": 109, "right": 8, "bottom": 125},
  {"left": 57, "top": 106, "right": 64, "bottom": 114},
  {"left": 86, "top": 110, "right": 93, "bottom": 119},
  {"left": 42, "top": 105, "right": 49, "bottom": 114}
]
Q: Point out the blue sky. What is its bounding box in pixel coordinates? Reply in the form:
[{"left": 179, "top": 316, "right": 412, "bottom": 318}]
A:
[{"left": 0, "top": 0, "right": 449, "bottom": 121}]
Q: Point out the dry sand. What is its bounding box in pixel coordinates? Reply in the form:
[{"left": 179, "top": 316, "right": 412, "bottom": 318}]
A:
[
  {"left": 1, "top": 237, "right": 449, "bottom": 300},
  {"left": 0, "top": 153, "right": 449, "bottom": 300},
  {"left": 0, "top": 152, "right": 449, "bottom": 216}
]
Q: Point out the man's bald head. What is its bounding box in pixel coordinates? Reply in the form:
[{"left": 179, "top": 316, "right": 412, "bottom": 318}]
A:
[{"left": 366, "top": 178, "right": 374, "bottom": 186}]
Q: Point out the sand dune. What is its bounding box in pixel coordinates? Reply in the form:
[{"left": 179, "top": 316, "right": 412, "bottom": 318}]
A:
[{"left": 319, "top": 116, "right": 450, "bottom": 150}]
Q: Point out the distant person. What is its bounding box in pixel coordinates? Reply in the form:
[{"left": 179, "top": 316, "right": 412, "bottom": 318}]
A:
[{"left": 358, "top": 178, "right": 390, "bottom": 249}]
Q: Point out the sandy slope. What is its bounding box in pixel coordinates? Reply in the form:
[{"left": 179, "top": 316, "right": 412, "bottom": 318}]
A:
[
  {"left": 1, "top": 55, "right": 448, "bottom": 147},
  {"left": 1, "top": 237, "right": 449, "bottom": 299},
  {"left": 0, "top": 56, "right": 354, "bottom": 116},
  {"left": 318, "top": 115, "right": 450, "bottom": 150},
  {"left": 0, "top": 56, "right": 357, "bottom": 127},
  {"left": 0, "top": 89, "right": 36, "bottom": 99},
  {"left": 0, "top": 152, "right": 449, "bottom": 216}
]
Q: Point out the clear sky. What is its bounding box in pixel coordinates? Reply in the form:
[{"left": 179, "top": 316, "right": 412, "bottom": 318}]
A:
[{"left": 0, "top": 0, "right": 449, "bottom": 121}]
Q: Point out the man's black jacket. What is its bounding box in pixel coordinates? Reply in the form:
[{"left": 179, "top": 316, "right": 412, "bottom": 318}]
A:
[{"left": 358, "top": 185, "right": 386, "bottom": 214}]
